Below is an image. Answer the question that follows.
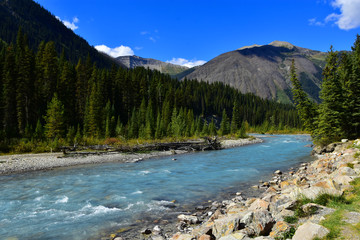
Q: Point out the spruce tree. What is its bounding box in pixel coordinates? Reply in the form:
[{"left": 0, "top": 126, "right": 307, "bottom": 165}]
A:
[
  {"left": 315, "top": 46, "right": 345, "bottom": 145},
  {"left": 44, "top": 93, "right": 65, "bottom": 139},
  {"left": 289, "top": 59, "right": 317, "bottom": 133}
]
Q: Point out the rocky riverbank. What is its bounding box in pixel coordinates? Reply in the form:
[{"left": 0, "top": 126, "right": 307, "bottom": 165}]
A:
[
  {"left": 0, "top": 137, "right": 262, "bottom": 176},
  {"left": 112, "top": 139, "right": 360, "bottom": 240}
]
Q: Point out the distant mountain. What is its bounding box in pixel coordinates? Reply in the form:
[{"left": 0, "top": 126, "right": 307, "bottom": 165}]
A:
[
  {"left": 116, "top": 55, "right": 188, "bottom": 76},
  {"left": 0, "top": 0, "right": 122, "bottom": 68},
  {"left": 182, "top": 41, "right": 327, "bottom": 104}
]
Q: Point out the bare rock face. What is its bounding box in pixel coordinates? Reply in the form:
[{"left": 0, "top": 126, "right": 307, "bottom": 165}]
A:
[{"left": 182, "top": 41, "right": 325, "bottom": 104}]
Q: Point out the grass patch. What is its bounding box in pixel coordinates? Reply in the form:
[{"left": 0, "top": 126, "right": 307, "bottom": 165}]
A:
[
  {"left": 317, "top": 178, "right": 360, "bottom": 239},
  {"left": 274, "top": 227, "right": 296, "bottom": 240}
]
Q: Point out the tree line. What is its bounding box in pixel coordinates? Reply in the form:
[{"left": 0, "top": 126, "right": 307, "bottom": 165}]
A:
[
  {"left": 291, "top": 35, "right": 360, "bottom": 145},
  {"left": 0, "top": 29, "right": 302, "bottom": 152}
]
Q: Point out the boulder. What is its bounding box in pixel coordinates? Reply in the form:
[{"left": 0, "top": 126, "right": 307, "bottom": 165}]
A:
[
  {"left": 241, "top": 210, "right": 275, "bottom": 236},
  {"left": 177, "top": 214, "right": 200, "bottom": 224},
  {"left": 292, "top": 222, "right": 329, "bottom": 240},
  {"left": 248, "top": 199, "right": 270, "bottom": 211},
  {"left": 199, "top": 234, "right": 212, "bottom": 240},
  {"left": 269, "top": 221, "right": 291, "bottom": 238},
  {"left": 218, "top": 232, "right": 248, "bottom": 240},
  {"left": 338, "top": 166, "right": 357, "bottom": 176},
  {"left": 212, "top": 214, "right": 244, "bottom": 239},
  {"left": 170, "top": 233, "right": 193, "bottom": 240}
]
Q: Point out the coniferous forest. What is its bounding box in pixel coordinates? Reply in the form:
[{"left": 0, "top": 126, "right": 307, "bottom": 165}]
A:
[
  {"left": 0, "top": 29, "right": 301, "bottom": 152},
  {"left": 291, "top": 34, "right": 360, "bottom": 146}
]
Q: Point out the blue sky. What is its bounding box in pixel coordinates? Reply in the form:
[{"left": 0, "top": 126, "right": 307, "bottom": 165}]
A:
[{"left": 35, "top": 0, "right": 360, "bottom": 67}]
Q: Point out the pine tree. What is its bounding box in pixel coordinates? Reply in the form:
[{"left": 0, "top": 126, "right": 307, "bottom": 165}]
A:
[
  {"left": 44, "top": 93, "right": 65, "bottom": 139},
  {"left": 346, "top": 35, "right": 360, "bottom": 138},
  {"left": 289, "top": 59, "right": 317, "bottom": 133},
  {"left": 219, "top": 109, "right": 230, "bottom": 135},
  {"left": 315, "top": 46, "right": 345, "bottom": 145},
  {"left": 2, "top": 45, "right": 18, "bottom": 138},
  {"left": 231, "top": 99, "right": 241, "bottom": 133}
]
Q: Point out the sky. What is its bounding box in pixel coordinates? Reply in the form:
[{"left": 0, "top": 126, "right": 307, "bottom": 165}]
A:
[{"left": 35, "top": 0, "right": 360, "bottom": 68}]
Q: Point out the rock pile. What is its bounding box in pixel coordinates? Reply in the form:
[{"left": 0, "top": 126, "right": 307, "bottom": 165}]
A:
[{"left": 163, "top": 140, "right": 360, "bottom": 240}]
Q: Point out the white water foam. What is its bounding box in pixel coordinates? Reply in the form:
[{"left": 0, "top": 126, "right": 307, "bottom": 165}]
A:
[
  {"left": 131, "top": 190, "right": 143, "bottom": 195},
  {"left": 35, "top": 196, "right": 44, "bottom": 201},
  {"left": 163, "top": 170, "right": 171, "bottom": 173},
  {"left": 55, "top": 196, "right": 69, "bottom": 204},
  {"left": 139, "top": 170, "right": 151, "bottom": 175}
]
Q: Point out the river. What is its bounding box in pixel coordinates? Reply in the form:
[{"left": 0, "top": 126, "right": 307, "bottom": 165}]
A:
[{"left": 0, "top": 134, "right": 313, "bottom": 240}]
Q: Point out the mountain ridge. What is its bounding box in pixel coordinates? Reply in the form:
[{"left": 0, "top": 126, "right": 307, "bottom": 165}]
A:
[
  {"left": 116, "top": 55, "right": 189, "bottom": 76},
  {"left": 181, "top": 41, "right": 327, "bottom": 103},
  {"left": 0, "top": 0, "right": 123, "bottom": 68}
]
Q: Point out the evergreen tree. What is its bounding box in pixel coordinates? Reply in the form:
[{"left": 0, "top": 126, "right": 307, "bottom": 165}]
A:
[
  {"left": 44, "top": 93, "right": 65, "bottom": 139},
  {"left": 289, "top": 59, "right": 317, "bottom": 132},
  {"left": 219, "top": 109, "right": 230, "bottom": 135},
  {"left": 2, "top": 45, "right": 18, "bottom": 138},
  {"left": 231, "top": 99, "right": 241, "bottom": 133},
  {"left": 315, "top": 46, "right": 345, "bottom": 145},
  {"left": 346, "top": 35, "right": 360, "bottom": 138}
]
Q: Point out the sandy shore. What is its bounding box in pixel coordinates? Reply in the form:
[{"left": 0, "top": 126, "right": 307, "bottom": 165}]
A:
[{"left": 0, "top": 138, "right": 263, "bottom": 176}]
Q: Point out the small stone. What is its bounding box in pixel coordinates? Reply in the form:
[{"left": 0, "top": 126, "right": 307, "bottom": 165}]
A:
[
  {"left": 252, "top": 185, "right": 259, "bottom": 189},
  {"left": 196, "top": 205, "right": 207, "bottom": 211},
  {"left": 199, "top": 234, "right": 212, "bottom": 240},
  {"left": 341, "top": 139, "right": 348, "bottom": 143},
  {"left": 153, "top": 225, "right": 163, "bottom": 235},
  {"left": 172, "top": 158, "right": 177, "bottom": 161},
  {"left": 274, "top": 170, "right": 282, "bottom": 175},
  {"left": 236, "top": 192, "right": 242, "bottom": 196},
  {"left": 141, "top": 228, "right": 152, "bottom": 234}
]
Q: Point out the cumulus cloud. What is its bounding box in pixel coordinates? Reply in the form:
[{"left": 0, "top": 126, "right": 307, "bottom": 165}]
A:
[
  {"left": 56, "top": 16, "right": 79, "bottom": 31},
  {"left": 167, "top": 58, "right": 206, "bottom": 68},
  {"left": 327, "top": 0, "right": 360, "bottom": 30},
  {"left": 95, "top": 45, "right": 134, "bottom": 58}
]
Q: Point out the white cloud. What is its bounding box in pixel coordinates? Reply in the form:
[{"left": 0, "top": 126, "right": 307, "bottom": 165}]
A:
[
  {"left": 95, "top": 44, "right": 134, "bottom": 58},
  {"left": 309, "top": 18, "right": 325, "bottom": 26},
  {"left": 134, "top": 46, "right": 143, "bottom": 50},
  {"left": 167, "top": 58, "right": 206, "bottom": 68},
  {"left": 327, "top": 0, "right": 360, "bottom": 30},
  {"left": 56, "top": 16, "right": 79, "bottom": 31}
]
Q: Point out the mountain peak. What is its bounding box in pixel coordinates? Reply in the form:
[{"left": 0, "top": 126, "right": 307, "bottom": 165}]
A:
[{"left": 268, "top": 41, "right": 295, "bottom": 49}]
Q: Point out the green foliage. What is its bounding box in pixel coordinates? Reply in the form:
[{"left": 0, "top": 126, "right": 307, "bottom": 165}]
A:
[
  {"left": 290, "top": 59, "right": 317, "bottom": 133},
  {"left": 44, "top": 93, "right": 65, "bottom": 139},
  {"left": 292, "top": 35, "right": 360, "bottom": 144},
  {"left": 274, "top": 227, "right": 296, "bottom": 240},
  {"left": 0, "top": 28, "right": 303, "bottom": 151}
]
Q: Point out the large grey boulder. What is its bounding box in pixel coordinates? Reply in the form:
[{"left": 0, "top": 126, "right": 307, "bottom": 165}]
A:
[
  {"left": 241, "top": 211, "right": 275, "bottom": 236},
  {"left": 292, "top": 222, "right": 329, "bottom": 240}
]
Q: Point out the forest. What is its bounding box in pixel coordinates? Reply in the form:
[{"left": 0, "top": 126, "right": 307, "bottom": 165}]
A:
[
  {"left": 291, "top": 34, "right": 360, "bottom": 146},
  {"left": 0, "top": 29, "right": 302, "bottom": 153}
]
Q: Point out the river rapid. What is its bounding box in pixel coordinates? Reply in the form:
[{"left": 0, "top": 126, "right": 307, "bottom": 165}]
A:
[{"left": 0, "top": 135, "right": 313, "bottom": 240}]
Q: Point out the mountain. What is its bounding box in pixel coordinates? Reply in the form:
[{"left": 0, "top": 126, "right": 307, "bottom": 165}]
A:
[
  {"left": 116, "top": 55, "right": 188, "bottom": 76},
  {"left": 0, "top": 0, "right": 122, "bottom": 68},
  {"left": 182, "top": 41, "right": 327, "bottom": 104}
]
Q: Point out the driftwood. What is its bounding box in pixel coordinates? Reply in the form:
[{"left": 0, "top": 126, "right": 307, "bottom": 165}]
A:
[{"left": 60, "top": 137, "right": 222, "bottom": 156}]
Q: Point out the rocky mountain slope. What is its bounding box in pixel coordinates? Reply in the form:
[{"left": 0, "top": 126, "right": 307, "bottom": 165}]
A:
[
  {"left": 0, "top": 0, "right": 122, "bottom": 68},
  {"left": 116, "top": 55, "right": 189, "bottom": 76},
  {"left": 182, "top": 41, "right": 327, "bottom": 104}
]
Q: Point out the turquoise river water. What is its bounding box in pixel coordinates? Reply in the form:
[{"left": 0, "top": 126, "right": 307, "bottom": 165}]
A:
[{"left": 0, "top": 135, "right": 313, "bottom": 240}]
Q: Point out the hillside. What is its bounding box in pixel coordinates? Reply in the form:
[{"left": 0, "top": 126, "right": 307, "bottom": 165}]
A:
[
  {"left": 0, "top": 0, "right": 122, "bottom": 68},
  {"left": 116, "top": 55, "right": 188, "bottom": 76},
  {"left": 182, "top": 41, "right": 327, "bottom": 104}
]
